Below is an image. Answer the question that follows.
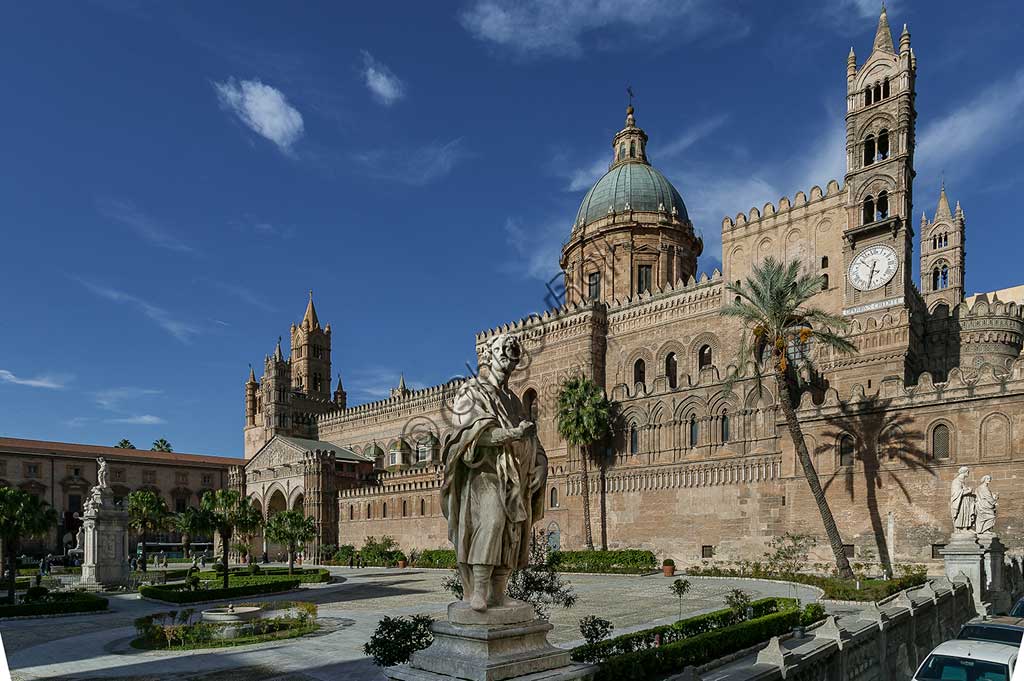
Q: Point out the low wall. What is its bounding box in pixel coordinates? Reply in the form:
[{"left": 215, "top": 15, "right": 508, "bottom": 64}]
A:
[{"left": 676, "top": 577, "right": 976, "bottom": 681}]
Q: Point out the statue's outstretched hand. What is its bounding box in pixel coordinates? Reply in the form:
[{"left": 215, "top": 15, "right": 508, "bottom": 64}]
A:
[{"left": 519, "top": 421, "right": 536, "bottom": 439}]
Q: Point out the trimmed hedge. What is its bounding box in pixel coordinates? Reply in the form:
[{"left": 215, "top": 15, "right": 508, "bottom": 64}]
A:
[
  {"left": 194, "top": 568, "right": 329, "bottom": 584},
  {"left": 588, "top": 607, "right": 802, "bottom": 681},
  {"left": 572, "top": 597, "right": 791, "bottom": 663},
  {"left": 550, "top": 550, "right": 658, "bottom": 574},
  {"left": 684, "top": 565, "right": 927, "bottom": 602},
  {"left": 140, "top": 579, "right": 300, "bottom": 604},
  {"left": 413, "top": 550, "right": 457, "bottom": 569},
  {"left": 0, "top": 592, "right": 108, "bottom": 618}
]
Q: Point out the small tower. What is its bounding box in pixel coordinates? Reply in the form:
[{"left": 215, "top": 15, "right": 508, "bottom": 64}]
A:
[
  {"left": 921, "top": 183, "right": 966, "bottom": 309},
  {"left": 264, "top": 337, "right": 292, "bottom": 435},
  {"left": 290, "top": 291, "right": 332, "bottom": 399},
  {"left": 333, "top": 374, "right": 347, "bottom": 409},
  {"left": 245, "top": 365, "right": 259, "bottom": 427},
  {"left": 390, "top": 373, "right": 410, "bottom": 399}
]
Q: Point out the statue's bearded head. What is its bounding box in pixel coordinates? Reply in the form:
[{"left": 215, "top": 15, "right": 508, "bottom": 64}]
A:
[{"left": 487, "top": 334, "right": 521, "bottom": 381}]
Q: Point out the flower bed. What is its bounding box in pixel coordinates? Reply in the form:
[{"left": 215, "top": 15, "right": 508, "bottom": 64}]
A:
[
  {"left": 683, "top": 564, "right": 927, "bottom": 602},
  {"left": 0, "top": 591, "right": 108, "bottom": 618},
  {"left": 139, "top": 577, "right": 300, "bottom": 604},
  {"left": 133, "top": 600, "right": 317, "bottom": 650},
  {"left": 550, "top": 549, "right": 658, "bottom": 574}
]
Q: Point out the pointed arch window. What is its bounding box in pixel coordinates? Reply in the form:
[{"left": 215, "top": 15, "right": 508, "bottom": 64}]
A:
[
  {"left": 876, "top": 191, "right": 889, "bottom": 220},
  {"left": 402, "top": 500, "right": 407, "bottom": 517},
  {"left": 821, "top": 256, "right": 829, "bottom": 268},
  {"left": 629, "top": 424, "right": 639, "bottom": 455},
  {"left": 698, "top": 345, "right": 713, "bottom": 370},
  {"left": 882, "top": 77, "right": 890, "bottom": 99},
  {"left": 382, "top": 502, "right": 388, "bottom": 518},
  {"left": 863, "top": 196, "right": 875, "bottom": 224},
  {"left": 821, "top": 273, "right": 829, "bottom": 290},
  {"left": 367, "top": 503, "right": 372, "bottom": 519},
  {"left": 932, "top": 424, "right": 950, "bottom": 460},
  {"left": 877, "top": 129, "right": 889, "bottom": 160},
  {"left": 633, "top": 359, "right": 646, "bottom": 386},
  {"left": 550, "top": 487, "right": 559, "bottom": 508},
  {"left": 665, "top": 353, "right": 678, "bottom": 389},
  {"left": 873, "top": 82, "right": 882, "bottom": 102},
  {"left": 523, "top": 388, "right": 538, "bottom": 421},
  {"left": 721, "top": 411, "right": 730, "bottom": 443},
  {"left": 863, "top": 135, "right": 876, "bottom": 166},
  {"left": 689, "top": 416, "right": 699, "bottom": 447},
  {"left": 349, "top": 505, "right": 354, "bottom": 520},
  {"left": 839, "top": 435, "right": 855, "bottom": 467},
  {"left": 420, "top": 498, "right": 426, "bottom": 516},
  {"left": 940, "top": 265, "right": 949, "bottom": 289},
  {"left": 864, "top": 86, "right": 873, "bottom": 106}
]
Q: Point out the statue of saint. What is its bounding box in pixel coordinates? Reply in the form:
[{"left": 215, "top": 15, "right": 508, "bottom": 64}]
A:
[
  {"left": 440, "top": 334, "right": 547, "bottom": 612},
  {"left": 950, "top": 466, "right": 976, "bottom": 534},
  {"left": 975, "top": 474, "right": 998, "bottom": 535},
  {"left": 96, "top": 457, "right": 108, "bottom": 489}
]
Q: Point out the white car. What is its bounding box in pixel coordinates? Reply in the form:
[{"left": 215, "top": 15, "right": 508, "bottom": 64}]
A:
[{"left": 913, "top": 639, "right": 1017, "bottom": 681}]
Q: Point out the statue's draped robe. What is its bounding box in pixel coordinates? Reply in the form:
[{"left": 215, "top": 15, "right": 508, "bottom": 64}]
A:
[
  {"left": 950, "top": 476, "right": 975, "bottom": 532},
  {"left": 440, "top": 378, "right": 547, "bottom": 568},
  {"left": 975, "top": 483, "right": 996, "bottom": 534}
]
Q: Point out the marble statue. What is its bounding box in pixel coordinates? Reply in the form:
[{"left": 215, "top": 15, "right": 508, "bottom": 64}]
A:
[
  {"left": 96, "top": 457, "right": 108, "bottom": 489},
  {"left": 975, "top": 474, "right": 998, "bottom": 535},
  {"left": 950, "top": 466, "right": 976, "bottom": 534},
  {"left": 440, "top": 334, "right": 548, "bottom": 612},
  {"left": 75, "top": 524, "right": 84, "bottom": 550}
]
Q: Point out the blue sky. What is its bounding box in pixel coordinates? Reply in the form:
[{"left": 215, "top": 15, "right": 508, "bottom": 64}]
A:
[{"left": 2, "top": 0, "right": 1022, "bottom": 458}]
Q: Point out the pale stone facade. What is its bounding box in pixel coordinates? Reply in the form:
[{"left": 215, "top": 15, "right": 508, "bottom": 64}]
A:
[{"left": 238, "top": 10, "right": 1024, "bottom": 567}]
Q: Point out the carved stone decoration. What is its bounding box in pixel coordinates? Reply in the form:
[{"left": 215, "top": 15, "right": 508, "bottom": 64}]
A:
[
  {"left": 949, "top": 466, "right": 976, "bottom": 535},
  {"left": 974, "top": 474, "right": 998, "bottom": 535},
  {"left": 80, "top": 457, "right": 130, "bottom": 588}
]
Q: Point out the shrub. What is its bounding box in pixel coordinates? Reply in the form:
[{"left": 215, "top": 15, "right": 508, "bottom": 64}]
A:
[
  {"left": 414, "top": 549, "right": 456, "bottom": 569},
  {"left": 800, "top": 602, "right": 826, "bottom": 626},
  {"left": 0, "top": 592, "right": 108, "bottom": 618},
  {"left": 762, "top": 533, "right": 815, "bottom": 576},
  {"left": 360, "top": 536, "right": 404, "bottom": 566},
  {"left": 364, "top": 614, "right": 434, "bottom": 667},
  {"left": 550, "top": 550, "right": 657, "bottom": 574},
  {"left": 249, "top": 563, "right": 262, "bottom": 575},
  {"left": 669, "top": 579, "right": 691, "bottom": 619},
  {"left": 24, "top": 586, "right": 49, "bottom": 603},
  {"left": 579, "top": 615, "right": 614, "bottom": 645},
  {"left": 725, "top": 589, "right": 752, "bottom": 619},
  {"left": 333, "top": 545, "right": 356, "bottom": 562},
  {"left": 139, "top": 579, "right": 300, "bottom": 604}
]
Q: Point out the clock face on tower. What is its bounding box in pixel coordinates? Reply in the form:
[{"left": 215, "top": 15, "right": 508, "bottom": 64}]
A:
[{"left": 848, "top": 244, "right": 899, "bottom": 292}]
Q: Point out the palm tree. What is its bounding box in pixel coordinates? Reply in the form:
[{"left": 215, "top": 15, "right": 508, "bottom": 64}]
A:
[
  {"left": 199, "top": 489, "right": 263, "bottom": 589},
  {"left": 265, "top": 510, "right": 317, "bottom": 575},
  {"left": 151, "top": 439, "right": 173, "bottom": 452},
  {"left": 723, "top": 256, "right": 857, "bottom": 580},
  {"left": 556, "top": 376, "right": 614, "bottom": 551},
  {"left": 127, "top": 490, "right": 169, "bottom": 572},
  {"left": 171, "top": 507, "right": 209, "bottom": 559},
  {"left": 0, "top": 488, "right": 58, "bottom": 602},
  {"left": 115, "top": 439, "right": 136, "bottom": 449}
]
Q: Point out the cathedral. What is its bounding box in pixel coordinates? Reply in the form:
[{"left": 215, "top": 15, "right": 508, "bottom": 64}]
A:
[{"left": 233, "top": 8, "right": 1024, "bottom": 567}]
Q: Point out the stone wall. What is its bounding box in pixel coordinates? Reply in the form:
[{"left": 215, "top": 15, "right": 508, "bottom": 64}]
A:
[{"left": 684, "top": 578, "right": 976, "bottom": 681}]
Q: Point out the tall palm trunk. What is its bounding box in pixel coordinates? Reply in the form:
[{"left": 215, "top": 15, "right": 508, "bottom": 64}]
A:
[
  {"left": 288, "top": 545, "right": 295, "bottom": 575},
  {"left": 578, "top": 445, "right": 594, "bottom": 551},
  {"left": 598, "top": 459, "right": 608, "bottom": 551},
  {"left": 182, "top": 535, "right": 191, "bottom": 560},
  {"left": 6, "top": 541, "right": 16, "bottom": 603},
  {"left": 774, "top": 372, "right": 854, "bottom": 579},
  {"left": 221, "top": 529, "right": 231, "bottom": 589}
]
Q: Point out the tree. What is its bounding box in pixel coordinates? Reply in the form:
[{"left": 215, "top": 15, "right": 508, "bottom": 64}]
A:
[
  {"left": 171, "top": 507, "right": 209, "bottom": 559},
  {"left": 723, "top": 257, "right": 857, "bottom": 579},
  {"left": 0, "top": 488, "right": 57, "bottom": 602},
  {"left": 115, "top": 439, "right": 136, "bottom": 449},
  {"left": 556, "top": 376, "right": 614, "bottom": 551},
  {"left": 151, "top": 439, "right": 173, "bottom": 452},
  {"left": 127, "top": 490, "right": 169, "bottom": 572},
  {"left": 199, "top": 489, "right": 262, "bottom": 589},
  {"left": 265, "top": 510, "right": 317, "bottom": 575},
  {"left": 670, "top": 578, "right": 691, "bottom": 620}
]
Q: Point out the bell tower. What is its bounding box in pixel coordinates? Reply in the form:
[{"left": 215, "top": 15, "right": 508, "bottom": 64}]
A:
[
  {"left": 920, "top": 183, "right": 966, "bottom": 309},
  {"left": 290, "top": 291, "right": 331, "bottom": 400},
  {"left": 841, "top": 7, "right": 917, "bottom": 315}
]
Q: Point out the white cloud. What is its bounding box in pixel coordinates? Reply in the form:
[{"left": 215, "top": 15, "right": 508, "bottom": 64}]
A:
[
  {"left": 93, "top": 387, "right": 162, "bottom": 411},
  {"left": 0, "top": 369, "right": 68, "bottom": 389},
  {"left": 105, "top": 414, "right": 165, "bottom": 425},
  {"left": 917, "top": 68, "right": 1024, "bottom": 183},
  {"left": 351, "top": 138, "right": 469, "bottom": 185},
  {"left": 203, "top": 278, "right": 275, "bottom": 312},
  {"left": 214, "top": 78, "right": 305, "bottom": 153},
  {"left": 76, "top": 279, "right": 200, "bottom": 343},
  {"left": 564, "top": 156, "right": 608, "bottom": 192},
  {"left": 345, "top": 367, "right": 425, "bottom": 400},
  {"left": 459, "top": 0, "right": 741, "bottom": 58},
  {"left": 96, "top": 198, "right": 193, "bottom": 253},
  {"left": 658, "top": 115, "right": 729, "bottom": 159},
  {"left": 361, "top": 50, "right": 405, "bottom": 106},
  {"left": 842, "top": 0, "right": 895, "bottom": 20},
  {"left": 502, "top": 217, "right": 566, "bottom": 281}
]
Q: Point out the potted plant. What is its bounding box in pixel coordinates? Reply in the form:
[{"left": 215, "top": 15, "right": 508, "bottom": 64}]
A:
[
  {"left": 396, "top": 551, "right": 408, "bottom": 569},
  {"left": 662, "top": 558, "right": 675, "bottom": 577}
]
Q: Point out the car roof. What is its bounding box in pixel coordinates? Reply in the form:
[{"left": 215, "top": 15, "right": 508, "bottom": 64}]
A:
[
  {"left": 965, "top": 617, "right": 1024, "bottom": 629},
  {"left": 929, "top": 639, "right": 1018, "bottom": 664}
]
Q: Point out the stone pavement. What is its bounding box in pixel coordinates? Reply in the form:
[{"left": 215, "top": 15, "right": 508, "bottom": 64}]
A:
[{"left": 4, "top": 567, "right": 822, "bottom": 681}]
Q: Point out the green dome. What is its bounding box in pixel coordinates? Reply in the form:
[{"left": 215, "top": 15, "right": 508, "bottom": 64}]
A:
[{"left": 575, "top": 162, "right": 688, "bottom": 227}]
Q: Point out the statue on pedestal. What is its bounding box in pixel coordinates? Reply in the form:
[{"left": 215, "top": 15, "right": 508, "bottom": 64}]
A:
[
  {"left": 950, "top": 466, "right": 976, "bottom": 535},
  {"left": 440, "top": 334, "right": 548, "bottom": 613},
  {"left": 96, "top": 457, "right": 108, "bottom": 489},
  {"left": 975, "top": 475, "right": 998, "bottom": 536}
]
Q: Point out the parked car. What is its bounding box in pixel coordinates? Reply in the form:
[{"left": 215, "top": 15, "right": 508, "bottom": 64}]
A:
[
  {"left": 1010, "top": 597, "right": 1024, "bottom": 618},
  {"left": 913, "top": 640, "right": 1016, "bottom": 681},
  {"left": 957, "top": 617, "right": 1024, "bottom": 647}
]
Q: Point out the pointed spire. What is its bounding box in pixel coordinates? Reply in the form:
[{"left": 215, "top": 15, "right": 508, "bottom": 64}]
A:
[
  {"left": 274, "top": 336, "right": 283, "bottom": 361},
  {"left": 936, "top": 182, "right": 952, "bottom": 219},
  {"left": 398, "top": 373, "right": 407, "bottom": 391},
  {"left": 302, "top": 290, "right": 320, "bottom": 330},
  {"left": 847, "top": 46, "right": 857, "bottom": 79},
  {"left": 872, "top": 5, "right": 895, "bottom": 53},
  {"left": 335, "top": 373, "right": 344, "bottom": 391},
  {"left": 899, "top": 23, "right": 911, "bottom": 54},
  {"left": 248, "top": 364, "right": 256, "bottom": 383}
]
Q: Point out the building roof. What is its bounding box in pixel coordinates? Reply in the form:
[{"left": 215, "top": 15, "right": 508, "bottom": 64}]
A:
[
  {"left": 276, "top": 436, "right": 373, "bottom": 463},
  {"left": 575, "top": 160, "right": 688, "bottom": 228},
  {"left": 0, "top": 436, "right": 241, "bottom": 467}
]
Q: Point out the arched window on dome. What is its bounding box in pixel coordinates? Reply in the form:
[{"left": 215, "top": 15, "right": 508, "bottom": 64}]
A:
[
  {"left": 633, "top": 359, "right": 646, "bottom": 387},
  {"left": 618, "top": 143, "right": 625, "bottom": 161},
  {"left": 629, "top": 141, "right": 636, "bottom": 158},
  {"left": 665, "top": 353, "right": 677, "bottom": 389}
]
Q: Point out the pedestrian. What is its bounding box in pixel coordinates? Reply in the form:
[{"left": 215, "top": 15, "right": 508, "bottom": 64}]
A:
[
  {"left": 38, "top": 557, "right": 45, "bottom": 577},
  {"left": 200, "top": 554, "right": 206, "bottom": 569},
  {"left": 348, "top": 552, "right": 354, "bottom": 569},
  {"left": 262, "top": 550, "right": 268, "bottom": 564}
]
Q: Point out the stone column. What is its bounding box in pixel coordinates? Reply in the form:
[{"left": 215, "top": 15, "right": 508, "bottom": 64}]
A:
[
  {"left": 80, "top": 486, "right": 130, "bottom": 589},
  {"left": 303, "top": 449, "right": 337, "bottom": 562},
  {"left": 940, "top": 534, "right": 987, "bottom": 614},
  {"left": 978, "top": 535, "right": 1011, "bottom": 614}
]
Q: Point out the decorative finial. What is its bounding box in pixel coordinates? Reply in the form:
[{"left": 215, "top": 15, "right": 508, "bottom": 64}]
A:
[{"left": 309, "top": 289, "right": 313, "bottom": 301}]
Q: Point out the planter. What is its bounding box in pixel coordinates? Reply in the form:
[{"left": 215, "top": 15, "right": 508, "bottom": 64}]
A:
[
  {"left": 663, "top": 565, "right": 676, "bottom": 577},
  {"left": 397, "top": 560, "right": 408, "bottom": 569}
]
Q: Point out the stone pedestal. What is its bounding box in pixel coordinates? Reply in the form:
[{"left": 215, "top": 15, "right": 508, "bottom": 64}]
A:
[
  {"left": 978, "top": 535, "right": 1012, "bottom": 614},
  {"left": 941, "top": 533, "right": 987, "bottom": 614},
  {"left": 387, "top": 601, "right": 595, "bottom": 681},
  {"left": 80, "top": 488, "right": 130, "bottom": 588}
]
